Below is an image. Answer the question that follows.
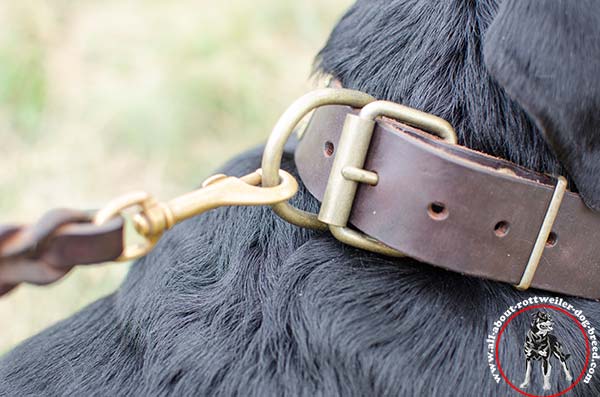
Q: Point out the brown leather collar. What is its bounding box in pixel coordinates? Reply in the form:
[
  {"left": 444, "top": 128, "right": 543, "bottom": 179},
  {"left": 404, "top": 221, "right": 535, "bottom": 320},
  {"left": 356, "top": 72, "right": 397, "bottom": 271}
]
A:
[{"left": 295, "top": 104, "right": 600, "bottom": 300}]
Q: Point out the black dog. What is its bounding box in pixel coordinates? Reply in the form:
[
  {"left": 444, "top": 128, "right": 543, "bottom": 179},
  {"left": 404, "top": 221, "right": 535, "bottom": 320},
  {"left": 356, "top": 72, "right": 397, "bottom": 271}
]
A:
[
  {"left": 1, "top": 1, "right": 599, "bottom": 396},
  {"left": 520, "top": 312, "right": 572, "bottom": 390}
]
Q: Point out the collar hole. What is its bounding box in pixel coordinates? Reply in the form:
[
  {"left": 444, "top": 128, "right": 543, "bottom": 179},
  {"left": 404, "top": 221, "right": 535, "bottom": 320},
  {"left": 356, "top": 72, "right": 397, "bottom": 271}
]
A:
[
  {"left": 546, "top": 232, "right": 558, "bottom": 247},
  {"left": 428, "top": 202, "right": 448, "bottom": 221},
  {"left": 494, "top": 221, "right": 510, "bottom": 237},
  {"left": 323, "top": 141, "right": 334, "bottom": 157}
]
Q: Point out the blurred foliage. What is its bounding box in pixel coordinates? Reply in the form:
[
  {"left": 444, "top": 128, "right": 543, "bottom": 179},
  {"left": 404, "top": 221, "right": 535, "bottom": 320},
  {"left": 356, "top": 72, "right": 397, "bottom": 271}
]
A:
[
  {"left": 0, "top": 4, "right": 47, "bottom": 140},
  {"left": 0, "top": 0, "right": 351, "bottom": 355}
]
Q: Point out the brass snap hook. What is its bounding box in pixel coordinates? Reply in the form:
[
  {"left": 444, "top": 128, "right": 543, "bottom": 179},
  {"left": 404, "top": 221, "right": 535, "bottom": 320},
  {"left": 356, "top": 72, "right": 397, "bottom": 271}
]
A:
[{"left": 94, "top": 169, "right": 298, "bottom": 261}]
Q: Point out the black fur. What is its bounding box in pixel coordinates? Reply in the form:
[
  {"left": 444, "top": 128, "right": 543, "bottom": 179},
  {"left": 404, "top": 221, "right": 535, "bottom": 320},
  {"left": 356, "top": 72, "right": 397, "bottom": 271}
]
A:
[
  {"left": 2, "top": 1, "right": 599, "bottom": 396},
  {"left": 317, "top": 0, "right": 564, "bottom": 177},
  {"left": 484, "top": 0, "right": 600, "bottom": 210}
]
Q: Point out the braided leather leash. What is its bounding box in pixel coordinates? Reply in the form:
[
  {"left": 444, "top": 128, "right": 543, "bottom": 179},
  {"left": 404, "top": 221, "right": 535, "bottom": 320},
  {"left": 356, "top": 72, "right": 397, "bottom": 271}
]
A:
[{"left": 0, "top": 210, "right": 124, "bottom": 296}]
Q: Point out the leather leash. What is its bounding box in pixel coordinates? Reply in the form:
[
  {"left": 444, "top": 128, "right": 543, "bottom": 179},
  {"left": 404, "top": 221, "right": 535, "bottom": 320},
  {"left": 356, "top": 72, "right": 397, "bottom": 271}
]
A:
[
  {"left": 0, "top": 210, "right": 124, "bottom": 296},
  {"left": 2, "top": 88, "right": 599, "bottom": 300}
]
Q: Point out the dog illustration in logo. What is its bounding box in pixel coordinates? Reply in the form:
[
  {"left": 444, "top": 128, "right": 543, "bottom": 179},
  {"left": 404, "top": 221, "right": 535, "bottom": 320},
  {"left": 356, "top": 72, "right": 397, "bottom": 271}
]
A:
[{"left": 519, "top": 311, "right": 573, "bottom": 390}]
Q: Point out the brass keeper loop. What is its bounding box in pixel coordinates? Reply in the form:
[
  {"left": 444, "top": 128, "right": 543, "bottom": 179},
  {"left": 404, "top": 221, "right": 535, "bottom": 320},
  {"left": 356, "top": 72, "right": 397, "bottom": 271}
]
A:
[{"left": 515, "top": 176, "right": 568, "bottom": 291}]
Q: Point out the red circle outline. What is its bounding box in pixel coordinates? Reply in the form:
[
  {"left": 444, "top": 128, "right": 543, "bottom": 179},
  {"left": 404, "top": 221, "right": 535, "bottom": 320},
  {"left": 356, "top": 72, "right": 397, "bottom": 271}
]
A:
[{"left": 494, "top": 304, "right": 591, "bottom": 397}]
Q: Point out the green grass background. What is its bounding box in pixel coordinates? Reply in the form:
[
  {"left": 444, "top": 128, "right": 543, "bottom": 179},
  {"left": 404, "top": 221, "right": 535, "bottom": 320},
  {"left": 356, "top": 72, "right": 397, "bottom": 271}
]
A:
[{"left": 0, "top": 0, "right": 351, "bottom": 355}]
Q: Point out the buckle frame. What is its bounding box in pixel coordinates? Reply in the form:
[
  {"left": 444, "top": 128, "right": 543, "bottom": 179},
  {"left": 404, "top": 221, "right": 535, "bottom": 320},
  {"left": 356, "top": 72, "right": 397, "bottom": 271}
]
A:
[
  {"left": 319, "top": 100, "right": 457, "bottom": 256},
  {"left": 261, "top": 89, "right": 457, "bottom": 257}
]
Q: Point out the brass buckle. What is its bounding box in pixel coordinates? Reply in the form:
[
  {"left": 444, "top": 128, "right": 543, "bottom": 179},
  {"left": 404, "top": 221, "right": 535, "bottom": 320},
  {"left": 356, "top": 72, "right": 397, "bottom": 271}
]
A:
[{"left": 261, "top": 89, "right": 458, "bottom": 256}]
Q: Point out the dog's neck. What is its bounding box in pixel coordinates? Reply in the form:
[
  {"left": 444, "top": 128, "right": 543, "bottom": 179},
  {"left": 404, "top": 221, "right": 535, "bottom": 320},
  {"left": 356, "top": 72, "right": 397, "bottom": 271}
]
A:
[{"left": 316, "top": 0, "right": 565, "bottom": 180}]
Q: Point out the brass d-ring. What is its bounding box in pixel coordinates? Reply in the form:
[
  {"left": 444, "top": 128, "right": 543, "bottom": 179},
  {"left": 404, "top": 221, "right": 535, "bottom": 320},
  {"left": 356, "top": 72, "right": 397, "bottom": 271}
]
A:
[{"left": 261, "top": 88, "right": 376, "bottom": 230}]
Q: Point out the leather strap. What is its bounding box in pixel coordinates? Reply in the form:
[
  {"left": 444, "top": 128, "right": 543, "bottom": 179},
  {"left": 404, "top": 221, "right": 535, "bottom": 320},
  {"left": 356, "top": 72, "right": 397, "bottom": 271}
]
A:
[
  {"left": 295, "top": 105, "right": 600, "bottom": 300},
  {"left": 0, "top": 209, "right": 124, "bottom": 296}
]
